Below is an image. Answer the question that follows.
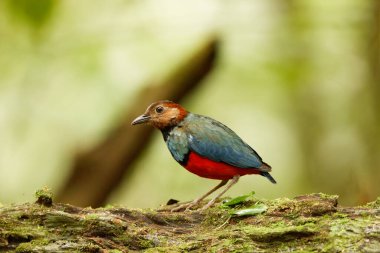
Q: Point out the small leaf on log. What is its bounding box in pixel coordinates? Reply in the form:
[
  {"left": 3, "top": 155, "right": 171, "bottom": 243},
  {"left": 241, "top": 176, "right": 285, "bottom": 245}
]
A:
[
  {"left": 230, "top": 204, "right": 268, "bottom": 217},
  {"left": 221, "top": 191, "right": 255, "bottom": 207}
]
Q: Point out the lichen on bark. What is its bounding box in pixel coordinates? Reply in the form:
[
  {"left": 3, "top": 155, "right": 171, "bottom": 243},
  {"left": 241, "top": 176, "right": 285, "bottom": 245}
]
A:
[{"left": 0, "top": 192, "right": 379, "bottom": 252}]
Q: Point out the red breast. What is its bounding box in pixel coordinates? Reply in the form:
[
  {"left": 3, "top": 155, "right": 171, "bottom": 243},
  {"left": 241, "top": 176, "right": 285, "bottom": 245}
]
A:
[{"left": 184, "top": 151, "right": 261, "bottom": 180}]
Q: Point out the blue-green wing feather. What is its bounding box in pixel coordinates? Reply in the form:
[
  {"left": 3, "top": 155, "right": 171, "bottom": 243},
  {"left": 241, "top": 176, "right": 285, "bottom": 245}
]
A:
[{"left": 184, "top": 114, "right": 264, "bottom": 169}]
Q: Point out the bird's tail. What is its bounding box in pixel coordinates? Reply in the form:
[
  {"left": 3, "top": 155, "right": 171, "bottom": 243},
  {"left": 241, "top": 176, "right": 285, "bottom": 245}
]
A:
[
  {"left": 259, "top": 162, "right": 272, "bottom": 172},
  {"left": 260, "top": 171, "right": 277, "bottom": 184}
]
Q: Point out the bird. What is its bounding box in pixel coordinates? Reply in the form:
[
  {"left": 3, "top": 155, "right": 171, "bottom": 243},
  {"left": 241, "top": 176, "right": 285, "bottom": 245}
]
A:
[{"left": 131, "top": 100, "right": 276, "bottom": 211}]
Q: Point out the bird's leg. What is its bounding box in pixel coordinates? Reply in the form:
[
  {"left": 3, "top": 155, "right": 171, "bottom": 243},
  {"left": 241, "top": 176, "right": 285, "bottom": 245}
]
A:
[
  {"left": 200, "top": 175, "right": 240, "bottom": 210},
  {"left": 171, "top": 179, "right": 228, "bottom": 212},
  {"left": 185, "top": 179, "right": 229, "bottom": 211}
]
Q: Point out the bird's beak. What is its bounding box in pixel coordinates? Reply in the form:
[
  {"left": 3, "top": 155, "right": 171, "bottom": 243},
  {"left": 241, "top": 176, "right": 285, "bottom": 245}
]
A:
[{"left": 131, "top": 114, "right": 151, "bottom": 125}]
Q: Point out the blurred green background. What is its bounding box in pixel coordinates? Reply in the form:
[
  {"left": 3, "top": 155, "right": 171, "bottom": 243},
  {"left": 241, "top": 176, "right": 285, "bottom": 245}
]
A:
[{"left": 0, "top": 0, "right": 379, "bottom": 207}]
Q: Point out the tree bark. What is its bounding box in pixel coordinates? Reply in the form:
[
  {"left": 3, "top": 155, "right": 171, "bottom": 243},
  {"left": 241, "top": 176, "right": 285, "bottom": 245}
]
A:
[{"left": 1, "top": 192, "right": 379, "bottom": 252}]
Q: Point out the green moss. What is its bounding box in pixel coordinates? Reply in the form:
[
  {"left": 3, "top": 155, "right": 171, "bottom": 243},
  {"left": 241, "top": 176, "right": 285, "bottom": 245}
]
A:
[
  {"left": 266, "top": 194, "right": 338, "bottom": 219},
  {"left": 292, "top": 217, "right": 319, "bottom": 226},
  {"left": 115, "top": 233, "right": 155, "bottom": 250},
  {"left": 1, "top": 193, "right": 379, "bottom": 252},
  {"left": 15, "top": 238, "right": 50, "bottom": 253},
  {"left": 322, "top": 214, "right": 379, "bottom": 252},
  {"left": 84, "top": 213, "right": 100, "bottom": 220},
  {"left": 242, "top": 222, "right": 318, "bottom": 242},
  {"left": 34, "top": 187, "right": 53, "bottom": 207},
  {"left": 201, "top": 207, "right": 230, "bottom": 227},
  {"left": 210, "top": 238, "right": 258, "bottom": 253},
  {"left": 81, "top": 218, "right": 125, "bottom": 237},
  {"left": 207, "top": 229, "right": 263, "bottom": 253},
  {"left": 178, "top": 240, "right": 204, "bottom": 251},
  {"left": 144, "top": 246, "right": 175, "bottom": 252},
  {"left": 15, "top": 243, "right": 34, "bottom": 253},
  {"left": 3, "top": 223, "right": 46, "bottom": 240},
  {"left": 103, "top": 204, "right": 115, "bottom": 209},
  {"left": 332, "top": 212, "right": 348, "bottom": 219},
  {"left": 79, "top": 243, "right": 102, "bottom": 252},
  {"left": 365, "top": 196, "right": 380, "bottom": 208}
]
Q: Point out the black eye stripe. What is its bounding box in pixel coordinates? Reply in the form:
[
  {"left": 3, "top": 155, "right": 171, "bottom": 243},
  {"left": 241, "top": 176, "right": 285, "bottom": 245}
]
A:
[{"left": 155, "top": 106, "right": 164, "bottom": 113}]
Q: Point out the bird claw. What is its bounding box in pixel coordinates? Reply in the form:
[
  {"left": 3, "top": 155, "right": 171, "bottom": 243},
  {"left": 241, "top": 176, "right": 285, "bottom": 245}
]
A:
[
  {"left": 170, "top": 198, "right": 218, "bottom": 212},
  {"left": 199, "top": 199, "right": 216, "bottom": 211},
  {"left": 170, "top": 200, "right": 199, "bottom": 212}
]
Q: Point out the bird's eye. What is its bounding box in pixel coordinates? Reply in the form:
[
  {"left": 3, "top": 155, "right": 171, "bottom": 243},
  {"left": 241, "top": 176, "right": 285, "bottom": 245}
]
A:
[{"left": 155, "top": 106, "right": 164, "bottom": 113}]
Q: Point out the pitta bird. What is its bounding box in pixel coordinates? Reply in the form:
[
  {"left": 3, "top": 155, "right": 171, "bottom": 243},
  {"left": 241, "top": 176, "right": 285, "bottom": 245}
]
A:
[{"left": 132, "top": 100, "right": 276, "bottom": 211}]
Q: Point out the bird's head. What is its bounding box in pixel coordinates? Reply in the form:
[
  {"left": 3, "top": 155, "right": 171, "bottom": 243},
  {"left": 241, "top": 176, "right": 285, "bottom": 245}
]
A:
[{"left": 131, "top": 100, "right": 188, "bottom": 130}]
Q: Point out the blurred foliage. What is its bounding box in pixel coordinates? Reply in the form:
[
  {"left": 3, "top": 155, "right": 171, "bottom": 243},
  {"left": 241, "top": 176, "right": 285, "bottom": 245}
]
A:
[
  {"left": 0, "top": 0, "right": 378, "bottom": 207},
  {"left": 6, "top": 0, "right": 55, "bottom": 29}
]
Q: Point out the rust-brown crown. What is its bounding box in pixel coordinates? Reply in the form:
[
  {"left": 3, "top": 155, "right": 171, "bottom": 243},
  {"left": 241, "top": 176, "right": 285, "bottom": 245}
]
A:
[{"left": 131, "top": 100, "right": 188, "bottom": 129}]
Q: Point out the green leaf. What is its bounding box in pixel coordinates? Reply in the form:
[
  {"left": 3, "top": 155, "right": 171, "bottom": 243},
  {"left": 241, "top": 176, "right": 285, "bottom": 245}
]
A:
[
  {"left": 221, "top": 191, "right": 255, "bottom": 208},
  {"left": 230, "top": 204, "right": 268, "bottom": 217}
]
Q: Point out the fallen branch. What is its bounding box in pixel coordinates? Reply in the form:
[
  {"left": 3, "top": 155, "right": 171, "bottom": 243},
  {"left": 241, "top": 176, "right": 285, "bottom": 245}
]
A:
[{"left": 1, "top": 191, "right": 379, "bottom": 252}]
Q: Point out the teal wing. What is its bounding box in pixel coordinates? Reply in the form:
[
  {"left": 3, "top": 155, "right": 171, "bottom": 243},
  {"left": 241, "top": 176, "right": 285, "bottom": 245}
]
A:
[{"left": 184, "top": 114, "right": 267, "bottom": 171}]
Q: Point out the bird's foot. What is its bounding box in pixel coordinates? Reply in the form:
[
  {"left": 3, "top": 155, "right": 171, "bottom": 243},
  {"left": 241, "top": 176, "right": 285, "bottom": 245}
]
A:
[
  {"left": 171, "top": 198, "right": 219, "bottom": 212},
  {"left": 170, "top": 200, "right": 200, "bottom": 212},
  {"left": 199, "top": 199, "right": 217, "bottom": 211}
]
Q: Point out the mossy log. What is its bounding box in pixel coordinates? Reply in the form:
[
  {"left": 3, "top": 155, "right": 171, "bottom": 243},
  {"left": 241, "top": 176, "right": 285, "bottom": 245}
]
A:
[{"left": 0, "top": 192, "right": 379, "bottom": 252}]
